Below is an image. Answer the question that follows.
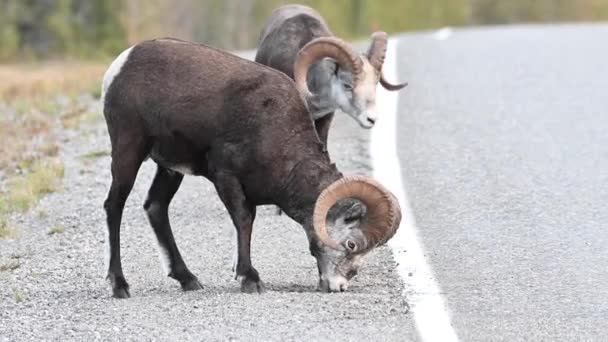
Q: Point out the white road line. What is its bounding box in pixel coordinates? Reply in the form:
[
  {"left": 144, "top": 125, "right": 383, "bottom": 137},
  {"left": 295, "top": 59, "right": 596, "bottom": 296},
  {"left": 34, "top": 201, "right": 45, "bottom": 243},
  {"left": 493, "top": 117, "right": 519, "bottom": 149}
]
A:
[{"left": 371, "top": 38, "right": 459, "bottom": 342}]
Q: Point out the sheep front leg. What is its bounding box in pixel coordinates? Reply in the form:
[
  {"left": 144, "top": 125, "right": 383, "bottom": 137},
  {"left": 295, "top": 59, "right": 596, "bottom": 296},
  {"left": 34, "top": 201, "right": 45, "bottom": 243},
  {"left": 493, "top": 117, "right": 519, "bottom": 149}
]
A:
[{"left": 213, "top": 172, "right": 265, "bottom": 293}]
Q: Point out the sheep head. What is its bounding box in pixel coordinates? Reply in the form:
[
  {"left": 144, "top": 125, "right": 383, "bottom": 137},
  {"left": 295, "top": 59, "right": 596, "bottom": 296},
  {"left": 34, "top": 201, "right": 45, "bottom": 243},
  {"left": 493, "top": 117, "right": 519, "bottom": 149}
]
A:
[
  {"left": 294, "top": 32, "right": 407, "bottom": 129},
  {"left": 309, "top": 176, "right": 402, "bottom": 292}
]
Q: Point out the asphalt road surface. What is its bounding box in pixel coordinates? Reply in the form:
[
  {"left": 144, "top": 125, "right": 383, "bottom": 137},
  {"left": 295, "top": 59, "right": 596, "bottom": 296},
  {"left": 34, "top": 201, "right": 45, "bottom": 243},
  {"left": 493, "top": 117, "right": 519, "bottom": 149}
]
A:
[
  {"left": 1, "top": 24, "right": 607, "bottom": 341},
  {"left": 395, "top": 24, "right": 608, "bottom": 341}
]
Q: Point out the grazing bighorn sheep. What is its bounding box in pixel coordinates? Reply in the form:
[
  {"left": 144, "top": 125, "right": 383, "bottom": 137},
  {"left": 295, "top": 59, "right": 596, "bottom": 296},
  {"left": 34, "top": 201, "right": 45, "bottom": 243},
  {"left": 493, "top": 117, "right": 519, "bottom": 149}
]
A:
[
  {"left": 255, "top": 4, "right": 407, "bottom": 147},
  {"left": 101, "top": 37, "right": 401, "bottom": 298}
]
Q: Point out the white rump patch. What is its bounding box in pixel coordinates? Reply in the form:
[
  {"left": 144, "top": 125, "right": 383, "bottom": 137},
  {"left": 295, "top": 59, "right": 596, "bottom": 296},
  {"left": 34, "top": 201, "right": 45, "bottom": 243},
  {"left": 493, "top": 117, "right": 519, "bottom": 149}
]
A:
[{"left": 101, "top": 46, "right": 134, "bottom": 102}]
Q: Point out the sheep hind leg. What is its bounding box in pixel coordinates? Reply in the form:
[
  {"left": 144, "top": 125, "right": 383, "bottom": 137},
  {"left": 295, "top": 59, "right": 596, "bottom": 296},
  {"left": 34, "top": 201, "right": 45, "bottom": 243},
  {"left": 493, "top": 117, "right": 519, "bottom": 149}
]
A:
[
  {"left": 104, "top": 134, "right": 149, "bottom": 299},
  {"left": 214, "top": 172, "right": 264, "bottom": 294},
  {"left": 144, "top": 165, "right": 202, "bottom": 292}
]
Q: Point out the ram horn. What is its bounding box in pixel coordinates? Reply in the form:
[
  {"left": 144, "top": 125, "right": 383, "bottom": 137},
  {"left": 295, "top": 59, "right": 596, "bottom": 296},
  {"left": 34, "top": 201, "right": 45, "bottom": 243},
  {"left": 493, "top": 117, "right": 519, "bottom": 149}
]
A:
[
  {"left": 294, "top": 37, "right": 363, "bottom": 96},
  {"left": 380, "top": 74, "right": 408, "bottom": 91},
  {"left": 312, "top": 176, "right": 401, "bottom": 253},
  {"left": 367, "top": 31, "right": 388, "bottom": 71}
]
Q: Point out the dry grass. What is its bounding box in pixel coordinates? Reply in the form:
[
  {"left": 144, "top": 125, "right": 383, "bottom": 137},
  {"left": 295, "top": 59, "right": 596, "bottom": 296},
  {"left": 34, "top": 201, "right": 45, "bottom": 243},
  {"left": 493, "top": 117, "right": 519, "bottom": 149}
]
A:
[
  {"left": 0, "top": 258, "right": 20, "bottom": 272},
  {"left": 80, "top": 150, "right": 111, "bottom": 160},
  {"left": 0, "top": 61, "right": 106, "bottom": 171},
  {"left": 0, "top": 111, "right": 58, "bottom": 171},
  {"left": 13, "top": 288, "right": 25, "bottom": 303},
  {"left": 0, "top": 159, "right": 64, "bottom": 238},
  {"left": 0, "top": 61, "right": 106, "bottom": 107},
  {"left": 6, "top": 158, "right": 65, "bottom": 212},
  {"left": 60, "top": 105, "right": 101, "bottom": 129},
  {"left": 47, "top": 224, "right": 65, "bottom": 236},
  {"left": 0, "top": 158, "right": 65, "bottom": 237},
  {"left": 0, "top": 61, "right": 102, "bottom": 238},
  {"left": 0, "top": 220, "right": 20, "bottom": 239}
]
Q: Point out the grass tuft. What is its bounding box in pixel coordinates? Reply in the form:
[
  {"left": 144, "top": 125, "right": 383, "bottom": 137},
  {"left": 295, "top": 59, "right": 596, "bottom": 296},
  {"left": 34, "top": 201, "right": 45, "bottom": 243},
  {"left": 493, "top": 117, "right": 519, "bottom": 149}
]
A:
[
  {"left": 37, "top": 209, "right": 48, "bottom": 219},
  {"left": 0, "top": 259, "right": 20, "bottom": 272},
  {"left": 47, "top": 224, "right": 65, "bottom": 236},
  {"left": 7, "top": 159, "right": 65, "bottom": 212},
  {"left": 0, "top": 221, "right": 19, "bottom": 239},
  {"left": 13, "top": 288, "right": 25, "bottom": 303},
  {"left": 0, "top": 112, "right": 57, "bottom": 171},
  {"left": 0, "top": 158, "right": 64, "bottom": 238},
  {"left": 80, "top": 150, "right": 110, "bottom": 160},
  {"left": 0, "top": 61, "right": 100, "bottom": 240}
]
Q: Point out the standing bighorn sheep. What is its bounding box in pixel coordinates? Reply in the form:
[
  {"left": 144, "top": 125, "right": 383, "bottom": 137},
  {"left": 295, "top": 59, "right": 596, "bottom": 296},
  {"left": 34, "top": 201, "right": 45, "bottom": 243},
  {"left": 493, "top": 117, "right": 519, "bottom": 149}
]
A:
[
  {"left": 255, "top": 4, "right": 407, "bottom": 147},
  {"left": 101, "top": 38, "right": 401, "bottom": 298}
]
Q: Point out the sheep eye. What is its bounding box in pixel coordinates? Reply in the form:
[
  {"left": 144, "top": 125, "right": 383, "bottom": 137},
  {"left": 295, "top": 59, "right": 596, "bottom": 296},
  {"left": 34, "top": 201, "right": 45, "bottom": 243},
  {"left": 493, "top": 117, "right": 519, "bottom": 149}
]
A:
[
  {"left": 342, "top": 83, "right": 353, "bottom": 91},
  {"left": 346, "top": 240, "right": 357, "bottom": 251}
]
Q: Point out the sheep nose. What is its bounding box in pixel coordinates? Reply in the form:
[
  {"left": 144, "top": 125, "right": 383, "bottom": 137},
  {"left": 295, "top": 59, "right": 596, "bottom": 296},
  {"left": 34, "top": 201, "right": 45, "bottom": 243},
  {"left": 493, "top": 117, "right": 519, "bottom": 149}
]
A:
[
  {"left": 319, "top": 276, "right": 350, "bottom": 292},
  {"left": 367, "top": 117, "right": 376, "bottom": 125},
  {"left": 329, "top": 277, "right": 349, "bottom": 292}
]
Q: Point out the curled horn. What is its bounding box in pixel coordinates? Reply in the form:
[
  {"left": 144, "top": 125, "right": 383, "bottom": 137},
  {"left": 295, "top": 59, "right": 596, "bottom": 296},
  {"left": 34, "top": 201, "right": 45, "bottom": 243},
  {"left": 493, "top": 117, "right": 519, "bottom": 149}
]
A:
[
  {"left": 312, "top": 176, "right": 401, "bottom": 253},
  {"left": 380, "top": 74, "right": 408, "bottom": 91},
  {"left": 367, "top": 31, "right": 388, "bottom": 71},
  {"left": 367, "top": 31, "right": 409, "bottom": 91},
  {"left": 294, "top": 37, "right": 363, "bottom": 97}
]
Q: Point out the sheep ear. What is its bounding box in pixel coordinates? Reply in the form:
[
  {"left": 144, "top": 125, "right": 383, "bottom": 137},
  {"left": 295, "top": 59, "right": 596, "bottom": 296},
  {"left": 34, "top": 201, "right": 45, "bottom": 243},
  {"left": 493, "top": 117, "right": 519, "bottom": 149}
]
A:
[
  {"left": 343, "top": 202, "right": 365, "bottom": 223},
  {"left": 322, "top": 58, "right": 338, "bottom": 76}
]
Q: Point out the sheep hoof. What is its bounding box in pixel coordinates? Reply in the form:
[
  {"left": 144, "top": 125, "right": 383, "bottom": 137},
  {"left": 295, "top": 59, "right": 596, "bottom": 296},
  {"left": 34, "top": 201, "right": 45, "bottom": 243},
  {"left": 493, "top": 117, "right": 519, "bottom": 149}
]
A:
[
  {"left": 112, "top": 286, "right": 131, "bottom": 299},
  {"left": 180, "top": 275, "right": 203, "bottom": 292},
  {"left": 241, "top": 278, "right": 265, "bottom": 294},
  {"left": 108, "top": 274, "right": 131, "bottom": 299}
]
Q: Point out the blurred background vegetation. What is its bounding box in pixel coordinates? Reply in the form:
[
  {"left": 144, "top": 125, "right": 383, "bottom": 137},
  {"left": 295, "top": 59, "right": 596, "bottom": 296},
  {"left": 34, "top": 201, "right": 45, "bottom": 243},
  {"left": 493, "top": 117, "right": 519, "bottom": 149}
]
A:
[{"left": 1, "top": 0, "right": 608, "bottom": 61}]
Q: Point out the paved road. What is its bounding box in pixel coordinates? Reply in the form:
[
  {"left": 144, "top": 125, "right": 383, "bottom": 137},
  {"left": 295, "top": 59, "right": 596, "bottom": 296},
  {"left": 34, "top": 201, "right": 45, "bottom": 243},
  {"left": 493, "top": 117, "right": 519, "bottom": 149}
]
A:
[{"left": 395, "top": 24, "right": 608, "bottom": 341}]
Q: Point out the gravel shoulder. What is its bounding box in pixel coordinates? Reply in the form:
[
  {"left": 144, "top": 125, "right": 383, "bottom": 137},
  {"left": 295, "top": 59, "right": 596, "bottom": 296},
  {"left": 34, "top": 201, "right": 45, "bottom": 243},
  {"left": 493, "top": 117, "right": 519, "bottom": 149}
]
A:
[{"left": 0, "top": 99, "right": 414, "bottom": 341}]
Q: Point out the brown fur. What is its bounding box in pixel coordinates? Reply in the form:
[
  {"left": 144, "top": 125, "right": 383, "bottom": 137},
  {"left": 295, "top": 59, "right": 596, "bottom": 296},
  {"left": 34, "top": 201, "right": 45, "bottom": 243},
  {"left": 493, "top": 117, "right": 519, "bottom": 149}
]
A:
[
  {"left": 255, "top": 5, "right": 335, "bottom": 145},
  {"left": 102, "top": 38, "right": 343, "bottom": 297}
]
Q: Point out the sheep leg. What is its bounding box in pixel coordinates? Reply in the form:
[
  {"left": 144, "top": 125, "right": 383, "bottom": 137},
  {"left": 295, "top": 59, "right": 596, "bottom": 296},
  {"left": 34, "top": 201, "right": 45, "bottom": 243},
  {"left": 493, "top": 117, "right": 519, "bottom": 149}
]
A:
[
  {"left": 144, "top": 165, "right": 202, "bottom": 292},
  {"left": 214, "top": 172, "right": 264, "bottom": 293},
  {"left": 104, "top": 135, "right": 148, "bottom": 299}
]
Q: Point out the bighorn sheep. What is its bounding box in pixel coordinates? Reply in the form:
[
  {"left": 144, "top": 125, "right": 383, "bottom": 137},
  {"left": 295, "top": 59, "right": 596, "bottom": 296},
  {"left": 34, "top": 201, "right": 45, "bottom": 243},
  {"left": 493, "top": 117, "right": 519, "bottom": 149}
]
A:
[
  {"left": 101, "top": 38, "right": 401, "bottom": 298},
  {"left": 255, "top": 4, "right": 407, "bottom": 147}
]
